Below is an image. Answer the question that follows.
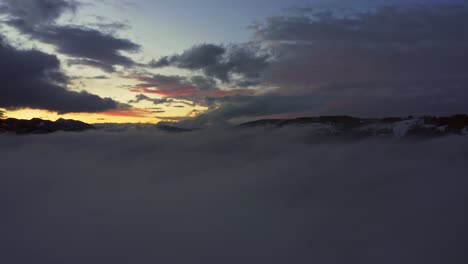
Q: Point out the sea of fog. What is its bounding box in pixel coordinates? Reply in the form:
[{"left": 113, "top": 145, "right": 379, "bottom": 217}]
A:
[{"left": 1, "top": 128, "right": 467, "bottom": 264}]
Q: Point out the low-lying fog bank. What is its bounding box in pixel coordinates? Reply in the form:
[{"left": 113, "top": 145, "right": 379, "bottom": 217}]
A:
[{"left": 1, "top": 129, "right": 467, "bottom": 264}]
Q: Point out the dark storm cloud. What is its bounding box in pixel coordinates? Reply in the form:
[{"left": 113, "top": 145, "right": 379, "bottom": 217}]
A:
[
  {"left": 9, "top": 20, "right": 140, "bottom": 67},
  {"left": 190, "top": 75, "right": 219, "bottom": 91},
  {"left": 253, "top": 5, "right": 468, "bottom": 113},
  {"left": 159, "top": 4, "right": 468, "bottom": 124},
  {"left": 2, "top": 0, "right": 140, "bottom": 71},
  {"left": 256, "top": 5, "right": 468, "bottom": 44},
  {"left": 1, "top": 130, "right": 467, "bottom": 264},
  {"left": 256, "top": 5, "right": 468, "bottom": 83},
  {"left": 40, "top": 25, "right": 139, "bottom": 66},
  {"left": 1, "top": 0, "right": 78, "bottom": 25},
  {"left": 151, "top": 44, "right": 225, "bottom": 69},
  {"left": 0, "top": 36, "right": 118, "bottom": 113},
  {"left": 150, "top": 44, "right": 270, "bottom": 83}
]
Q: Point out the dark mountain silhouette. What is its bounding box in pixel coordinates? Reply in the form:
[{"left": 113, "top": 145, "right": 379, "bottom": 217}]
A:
[
  {"left": 0, "top": 118, "right": 95, "bottom": 134},
  {"left": 2, "top": 115, "right": 468, "bottom": 138},
  {"left": 239, "top": 115, "right": 468, "bottom": 139}
]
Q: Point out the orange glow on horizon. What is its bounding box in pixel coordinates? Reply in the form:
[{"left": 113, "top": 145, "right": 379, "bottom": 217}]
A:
[
  {"left": 2, "top": 108, "right": 161, "bottom": 124},
  {"left": 102, "top": 109, "right": 154, "bottom": 118}
]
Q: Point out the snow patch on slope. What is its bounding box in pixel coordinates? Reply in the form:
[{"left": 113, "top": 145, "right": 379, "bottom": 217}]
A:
[{"left": 393, "top": 119, "right": 418, "bottom": 138}]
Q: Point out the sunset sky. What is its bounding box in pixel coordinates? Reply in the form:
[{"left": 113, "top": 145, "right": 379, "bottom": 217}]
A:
[
  {"left": 1, "top": 0, "right": 467, "bottom": 124},
  {"left": 2, "top": 2, "right": 468, "bottom": 263}
]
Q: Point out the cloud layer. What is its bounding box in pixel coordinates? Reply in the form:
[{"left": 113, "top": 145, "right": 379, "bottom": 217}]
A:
[
  {"left": 256, "top": 6, "right": 468, "bottom": 103},
  {"left": 1, "top": 0, "right": 79, "bottom": 25},
  {"left": 2, "top": 0, "right": 140, "bottom": 72},
  {"left": 150, "top": 44, "right": 270, "bottom": 84},
  {"left": 149, "top": 4, "right": 468, "bottom": 124},
  {"left": 2, "top": 1, "right": 468, "bottom": 122},
  {"left": 1, "top": 129, "right": 467, "bottom": 264},
  {"left": 0, "top": 36, "right": 118, "bottom": 113}
]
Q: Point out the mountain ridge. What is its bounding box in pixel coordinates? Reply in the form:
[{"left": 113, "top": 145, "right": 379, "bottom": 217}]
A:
[
  {"left": 2, "top": 115, "right": 468, "bottom": 138},
  {"left": 0, "top": 118, "right": 96, "bottom": 134},
  {"left": 238, "top": 115, "right": 468, "bottom": 138}
]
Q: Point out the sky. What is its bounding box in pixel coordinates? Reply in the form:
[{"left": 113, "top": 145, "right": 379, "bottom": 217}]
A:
[{"left": 0, "top": 0, "right": 467, "bottom": 125}]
